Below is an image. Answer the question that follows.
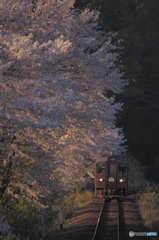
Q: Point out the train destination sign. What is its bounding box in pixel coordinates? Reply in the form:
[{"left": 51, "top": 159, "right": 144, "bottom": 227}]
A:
[
  {"left": 108, "top": 157, "right": 116, "bottom": 161},
  {"left": 108, "top": 177, "right": 114, "bottom": 182}
]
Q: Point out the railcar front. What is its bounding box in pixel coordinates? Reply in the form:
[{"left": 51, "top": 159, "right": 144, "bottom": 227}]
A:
[{"left": 95, "top": 154, "right": 129, "bottom": 200}]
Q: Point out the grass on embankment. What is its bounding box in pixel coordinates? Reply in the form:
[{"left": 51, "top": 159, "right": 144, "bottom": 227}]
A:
[
  {"left": 138, "top": 186, "right": 159, "bottom": 232},
  {"left": 62, "top": 188, "right": 93, "bottom": 220},
  {"left": 45, "top": 188, "right": 94, "bottom": 239}
]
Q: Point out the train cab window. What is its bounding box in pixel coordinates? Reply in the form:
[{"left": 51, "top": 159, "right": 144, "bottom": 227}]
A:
[
  {"left": 108, "top": 164, "right": 115, "bottom": 174},
  {"left": 118, "top": 164, "right": 126, "bottom": 174},
  {"left": 96, "top": 164, "right": 105, "bottom": 175}
]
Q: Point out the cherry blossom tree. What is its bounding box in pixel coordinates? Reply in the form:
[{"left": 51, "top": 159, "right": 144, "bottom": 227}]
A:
[{"left": 0, "top": 0, "right": 127, "bottom": 206}]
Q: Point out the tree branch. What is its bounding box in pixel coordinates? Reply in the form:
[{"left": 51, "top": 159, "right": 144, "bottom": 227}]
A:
[{"left": 129, "top": 98, "right": 159, "bottom": 109}]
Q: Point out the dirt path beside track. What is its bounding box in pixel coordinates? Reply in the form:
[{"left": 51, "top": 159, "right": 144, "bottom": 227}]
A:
[{"left": 46, "top": 197, "right": 104, "bottom": 240}]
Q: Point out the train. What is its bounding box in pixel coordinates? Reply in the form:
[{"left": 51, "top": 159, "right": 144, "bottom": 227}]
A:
[{"left": 95, "top": 153, "right": 129, "bottom": 200}]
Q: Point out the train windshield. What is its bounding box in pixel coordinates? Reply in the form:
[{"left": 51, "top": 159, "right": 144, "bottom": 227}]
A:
[
  {"left": 118, "top": 164, "right": 126, "bottom": 174},
  {"left": 108, "top": 164, "right": 115, "bottom": 174},
  {"left": 96, "top": 163, "right": 105, "bottom": 175}
]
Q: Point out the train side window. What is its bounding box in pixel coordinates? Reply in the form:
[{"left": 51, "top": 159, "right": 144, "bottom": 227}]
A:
[
  {"left": 108, "top": 164, "right": 115, "bottom": 174},
  {"left": 118, "top": 164, "right": 126, "bottom": 174},
  {"left": 96, "top": 164, "right": 105, "bottom": 175}
]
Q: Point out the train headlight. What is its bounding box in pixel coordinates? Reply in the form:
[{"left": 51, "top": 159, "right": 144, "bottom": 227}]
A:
[
  {"left": 97, "top": 178, "right": 104, "bottom": 182},
  {"left": 119, "top": 179, "right": 126, "bottom": 182}
]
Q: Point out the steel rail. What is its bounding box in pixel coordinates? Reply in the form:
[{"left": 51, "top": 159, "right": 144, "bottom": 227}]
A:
[
  {"left": 126, "top": 190, "right": 139, "bottom": 195},
  {"left": 117, "top": 200, "right": 120, "bottom": 240},
  {"left": 91, "top": 198, "right": 105, "bottom": 240},
  {"left": 92, "top": 199, "right": 120, "bottom": 240}
]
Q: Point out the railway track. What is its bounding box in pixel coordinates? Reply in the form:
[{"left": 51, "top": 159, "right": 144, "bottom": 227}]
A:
[{"left": 92, "top": 198, "right": 120, "bottom": 240}]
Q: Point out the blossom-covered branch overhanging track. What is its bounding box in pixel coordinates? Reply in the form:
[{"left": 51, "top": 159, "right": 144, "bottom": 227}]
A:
[{"left": 0, "top": 0, "right": 127, "bottom": 205}]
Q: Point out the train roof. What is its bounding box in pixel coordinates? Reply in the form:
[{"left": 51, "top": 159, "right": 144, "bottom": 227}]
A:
[{"left": 96, "top": 154, "right": 128, "bottom": 164}]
